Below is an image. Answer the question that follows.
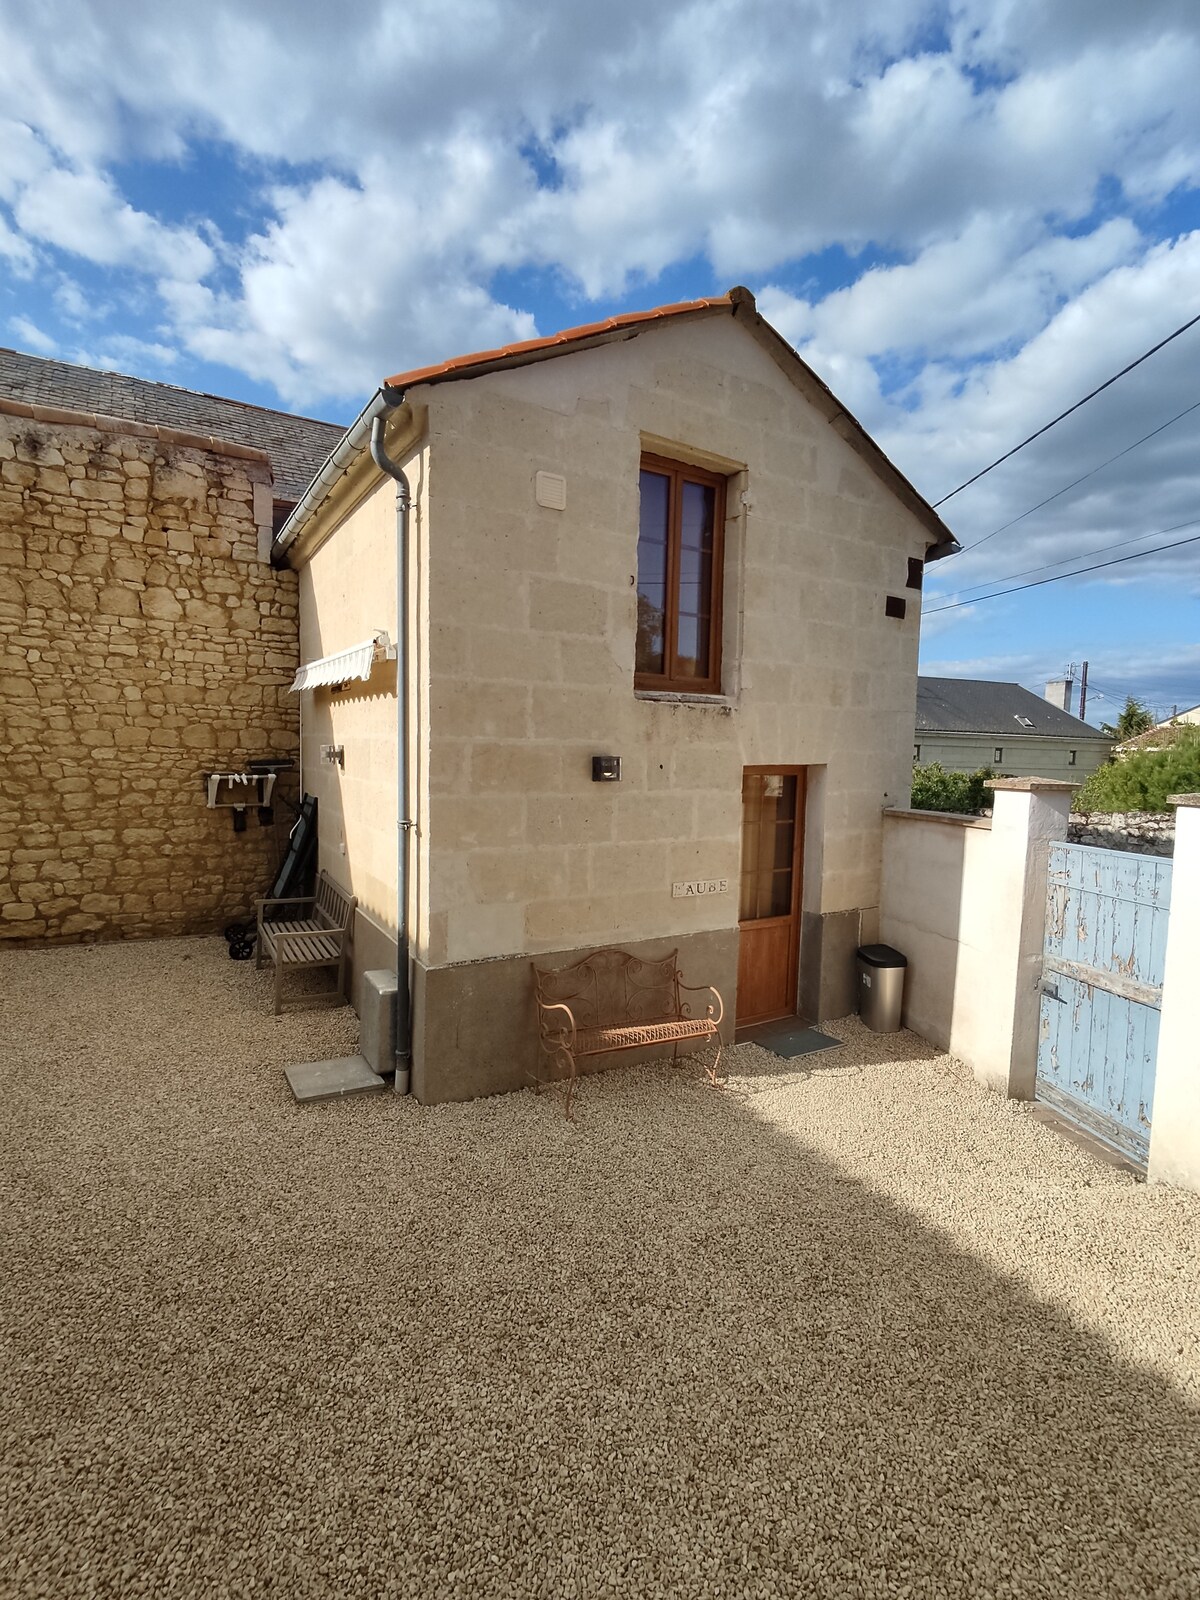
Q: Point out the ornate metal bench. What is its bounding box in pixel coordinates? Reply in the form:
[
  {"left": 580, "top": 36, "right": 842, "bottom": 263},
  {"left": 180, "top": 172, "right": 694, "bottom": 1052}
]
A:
[
  {"left": 255, "top": 869, "right": 357, "bottom": 1015},
  {"left": 531, "top": 946, "right": 725, "bottom": 1118}
]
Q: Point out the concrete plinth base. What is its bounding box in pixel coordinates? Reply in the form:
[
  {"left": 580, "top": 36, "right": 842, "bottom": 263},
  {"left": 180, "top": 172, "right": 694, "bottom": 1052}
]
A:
[{"left": 284, "top": 1054, "right": 387, "bottom": 1104}]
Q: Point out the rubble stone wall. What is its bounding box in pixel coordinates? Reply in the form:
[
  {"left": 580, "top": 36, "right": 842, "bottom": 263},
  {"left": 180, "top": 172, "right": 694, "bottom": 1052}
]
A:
[
  {"left": 0, "top": 408, "right": 299, "bottom": 943},
  {"left": 1067, "top": 811, "right": 1175, "bottom": 857}
]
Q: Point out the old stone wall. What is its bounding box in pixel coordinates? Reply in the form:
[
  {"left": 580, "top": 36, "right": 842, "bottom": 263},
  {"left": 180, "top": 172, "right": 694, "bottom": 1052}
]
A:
[
  {"left": 0, "top": 409, "right": 299, "bottom": 942},
  {"left": 1068, "top": 811, "right": 1175, "bottom": 857}
]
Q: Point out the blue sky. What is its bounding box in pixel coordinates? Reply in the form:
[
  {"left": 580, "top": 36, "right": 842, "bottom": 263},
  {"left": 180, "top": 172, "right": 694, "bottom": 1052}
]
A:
[{"left": 1, "top": 0, "right": 1198, "bottom": 723}]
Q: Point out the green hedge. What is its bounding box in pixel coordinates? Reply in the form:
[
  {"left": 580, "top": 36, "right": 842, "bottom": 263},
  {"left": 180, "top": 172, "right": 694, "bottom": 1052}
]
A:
[
  {"left": 910, "top": 762, "right": 993, "bottom": 815},
  {"left": 1071, "top": 728, "right": 1200, "bottom": 813}
]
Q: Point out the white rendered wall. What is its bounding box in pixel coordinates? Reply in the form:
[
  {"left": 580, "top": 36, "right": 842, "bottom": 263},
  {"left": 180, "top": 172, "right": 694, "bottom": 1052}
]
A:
[{"left": 880, "top": 782, "right": 1072, "bottom": 1096}]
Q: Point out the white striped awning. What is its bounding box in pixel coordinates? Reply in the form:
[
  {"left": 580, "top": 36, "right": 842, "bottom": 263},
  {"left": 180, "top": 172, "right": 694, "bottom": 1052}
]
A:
[{"left": 289, "top": 633, "right": 391, "bottom": 692}]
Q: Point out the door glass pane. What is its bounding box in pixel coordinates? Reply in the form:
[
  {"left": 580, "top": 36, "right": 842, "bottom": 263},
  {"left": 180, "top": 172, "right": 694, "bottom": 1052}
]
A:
[
  {"left": 740, "top": 773, "right": 797, "bottom": 921},
  {"left": 636, "top": 470, "right": 669, "bottom": 675},
  {"left": 739, "top": 774, "right": 763, "bottom": 920},
  {"left": 674, "top": 480, "right": 714, "bottom": 680}
]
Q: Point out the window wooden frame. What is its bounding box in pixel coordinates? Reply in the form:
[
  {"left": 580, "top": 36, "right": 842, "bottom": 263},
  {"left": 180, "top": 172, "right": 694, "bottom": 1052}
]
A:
[{"left": 635, "top": 452, "right": 726, "bottom": 695}]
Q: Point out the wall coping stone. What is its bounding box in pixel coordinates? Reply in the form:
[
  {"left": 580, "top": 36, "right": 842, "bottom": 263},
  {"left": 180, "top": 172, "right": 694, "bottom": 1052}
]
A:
[
  {"left": 987, "top": 776, "right": 1079, "bottom": 792},
  {"left": 0, "top": 395, "right": 272, "bottom": 470},
  {"left": 1167, "top": 793, "right": 1200, "bottom": 808},
  {"left": 883, "top": 807, "right": 992, "bottom": 830}
]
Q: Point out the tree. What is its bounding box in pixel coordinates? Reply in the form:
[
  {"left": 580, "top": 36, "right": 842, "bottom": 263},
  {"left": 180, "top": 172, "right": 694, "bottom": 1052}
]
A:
[
  {"left": 1072, "top": 727, "right": 1200, "bottom": 813},
  {"left": 1100, "top": 695, "right": 1155, "bottom": 741},
  {"left": 910, "top": 763, "right": 993, "bottom": 815}
]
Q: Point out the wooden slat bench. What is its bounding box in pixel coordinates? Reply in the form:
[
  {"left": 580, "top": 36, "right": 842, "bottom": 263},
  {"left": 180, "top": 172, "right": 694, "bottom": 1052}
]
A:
[
  {"left": 531, "top": 946, "right": 724, "bottom": 1119},
  {"left": 255, "top": 870, "right": 357, "bottom": 1015}
]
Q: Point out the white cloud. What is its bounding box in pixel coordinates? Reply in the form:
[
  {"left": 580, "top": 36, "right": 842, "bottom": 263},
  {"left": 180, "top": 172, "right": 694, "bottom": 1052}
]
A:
[
  {"left": 921, "top": 641, "right": 1200, "bottom": 721},
  {"left": 13, "top": 166, "right": 213, "bottom": 281},
  {"left": 0, "top": 0, "right": 1195, "bottom": 652},
  {"left": 760, "top": 214, "right": 1142, "bottom": 369},
  {"left": 8, "top": 314, "right": 55, "bottom": 353}
]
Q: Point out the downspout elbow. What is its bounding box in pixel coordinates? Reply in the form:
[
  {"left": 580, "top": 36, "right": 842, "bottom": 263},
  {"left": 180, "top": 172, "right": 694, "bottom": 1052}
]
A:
[{"left": 370, "top": 411, "right": 412, "bottom": 502}]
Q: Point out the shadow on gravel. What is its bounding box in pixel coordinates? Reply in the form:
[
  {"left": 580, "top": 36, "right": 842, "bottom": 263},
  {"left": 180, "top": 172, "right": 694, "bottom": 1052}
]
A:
[{"left": 1, "top": 944, "right": 1197, "bottom": 1599}]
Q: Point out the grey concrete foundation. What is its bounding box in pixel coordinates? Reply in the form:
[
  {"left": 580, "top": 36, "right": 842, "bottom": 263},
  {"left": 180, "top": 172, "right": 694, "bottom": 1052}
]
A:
[
  {"left": 799, "top": 908, "right": 868, "bottom": 1021},
  {"left": 411, "top": 927, "right": 740, "bottom": 1105}
]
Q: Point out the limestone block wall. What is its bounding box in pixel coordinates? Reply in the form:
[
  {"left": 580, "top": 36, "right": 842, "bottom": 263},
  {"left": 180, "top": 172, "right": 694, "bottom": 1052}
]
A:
[
  {"left": 419, "top": 315, "right": 929, "bottom": 1007},
  {"left": 0, "top": 409, "right": 299, "bottom": 942}
]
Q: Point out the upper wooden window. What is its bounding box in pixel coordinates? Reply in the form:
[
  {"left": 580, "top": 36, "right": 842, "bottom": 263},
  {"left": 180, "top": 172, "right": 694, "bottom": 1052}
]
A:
[{"left": 635, "top": 453, "right": 726, "bottom": 694}]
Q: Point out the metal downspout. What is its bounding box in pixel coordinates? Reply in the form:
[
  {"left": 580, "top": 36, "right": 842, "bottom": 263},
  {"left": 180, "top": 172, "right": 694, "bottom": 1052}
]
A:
[{"left": 369, "top": 405, "right": 413, "bottom": 1094}]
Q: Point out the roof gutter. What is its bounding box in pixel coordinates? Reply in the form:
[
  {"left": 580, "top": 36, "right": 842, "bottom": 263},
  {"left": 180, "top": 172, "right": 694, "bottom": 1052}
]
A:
[{"left": 272, "top": 386, "right": 402, "bottom": 562}]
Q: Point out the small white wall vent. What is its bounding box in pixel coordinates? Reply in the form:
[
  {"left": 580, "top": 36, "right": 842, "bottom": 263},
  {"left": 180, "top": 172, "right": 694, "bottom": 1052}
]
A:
[{"left": 535, "top": 471, "right": 567, "bottom": 510}]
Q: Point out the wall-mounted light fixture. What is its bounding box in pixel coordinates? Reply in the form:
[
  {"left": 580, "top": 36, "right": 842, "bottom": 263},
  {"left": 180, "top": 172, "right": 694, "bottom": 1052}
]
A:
[{"left": 592, "top": 755, "right": 621, "bottom": 782}]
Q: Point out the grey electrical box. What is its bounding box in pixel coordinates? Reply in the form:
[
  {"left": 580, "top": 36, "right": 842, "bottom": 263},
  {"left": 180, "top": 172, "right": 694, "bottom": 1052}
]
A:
[{"left": 360, "top": 969, "right": 398, "bottom": 1074}]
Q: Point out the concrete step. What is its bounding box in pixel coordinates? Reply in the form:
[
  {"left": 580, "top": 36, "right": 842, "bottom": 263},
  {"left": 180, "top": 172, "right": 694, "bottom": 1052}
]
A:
[{"left": 284, "top": 1054, "right": 387, "bottom": 1104}]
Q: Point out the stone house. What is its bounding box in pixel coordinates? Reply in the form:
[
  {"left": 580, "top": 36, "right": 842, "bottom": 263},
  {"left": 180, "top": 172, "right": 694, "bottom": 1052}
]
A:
[
  {"left": 915, "top": 677, "right": 1113, "bottom": 783},
  {"left": 274, "top": 288, "right": 959, "bottom": 1103},
  {"left": 0, "top": 350, "right": 343, "bottom": 943}
]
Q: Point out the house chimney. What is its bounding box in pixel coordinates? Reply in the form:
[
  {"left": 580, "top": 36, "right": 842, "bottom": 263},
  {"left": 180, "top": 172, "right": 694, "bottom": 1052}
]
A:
[{"left": 1045, "top": 677, "right": 1074, "bottom": 713}]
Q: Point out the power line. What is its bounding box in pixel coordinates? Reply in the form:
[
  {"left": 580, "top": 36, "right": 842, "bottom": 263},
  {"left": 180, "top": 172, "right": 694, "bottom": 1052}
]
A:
[
  {"left": 924, "top": 526, "right": 1200, "bottom": 614},
  {"left": 930, "top": 309, "right": 1200, "bottom": 509},
  {"left": 964, "top": 396, "right": 1200, "bottom": 553},
  {"left": 931, "top": 517, "right": 1200, "bottom": 604}
]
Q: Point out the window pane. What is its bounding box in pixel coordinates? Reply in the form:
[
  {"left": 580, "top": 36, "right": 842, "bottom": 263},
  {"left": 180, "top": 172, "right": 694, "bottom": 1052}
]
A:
[
  {"left": 636, "top": 470, "right": 670, "bottom": 675},
  {"left": 769, "top": 870, "right": 793, "bottom": 917},
  {"left": 741, "top": 773, "right": 799, "bottom": 922},
  {"left": 772, "top": 819, "right": 795, "bottom": 870},
  {"left": 674, "top": 481, "right": 715, "bottom": 680}
]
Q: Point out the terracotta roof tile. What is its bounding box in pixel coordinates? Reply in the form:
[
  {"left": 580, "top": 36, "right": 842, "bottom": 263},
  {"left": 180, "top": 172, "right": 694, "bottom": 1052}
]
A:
[{"left": 383, "top": 294, "right": 735, "bottom": 390}]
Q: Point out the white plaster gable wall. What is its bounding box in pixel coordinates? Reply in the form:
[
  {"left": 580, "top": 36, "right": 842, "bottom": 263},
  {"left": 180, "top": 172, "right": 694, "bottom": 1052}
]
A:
[
  {"left": 416, "top": 312, "right": 930, "bottom": 968},
  {"left": 298, "top": 440, "right": 430, "bottom": 949}
]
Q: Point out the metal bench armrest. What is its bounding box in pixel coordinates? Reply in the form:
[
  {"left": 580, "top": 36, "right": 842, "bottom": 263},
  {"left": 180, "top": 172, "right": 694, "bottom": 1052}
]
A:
[
  {"left": 678, "top": 980, "right": 724, "bottom": 1028},
  {"left": 535, "top": 999, "right": 577, "bottom": 1048}
]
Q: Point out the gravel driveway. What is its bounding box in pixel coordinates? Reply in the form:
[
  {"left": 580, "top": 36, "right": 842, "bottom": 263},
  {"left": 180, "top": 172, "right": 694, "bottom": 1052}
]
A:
[{"left": 2, "top": 937, "right": 1198, "bottom": 1600}]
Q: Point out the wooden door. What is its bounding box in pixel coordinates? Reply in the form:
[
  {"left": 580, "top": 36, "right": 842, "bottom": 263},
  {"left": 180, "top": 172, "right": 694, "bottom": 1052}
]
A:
[
  {"left": 1036, "top": 841, "right": 1172, "bottom": 1169},
  {"left": 737, "top": 769, "right": 805, "bottom": 1026}
]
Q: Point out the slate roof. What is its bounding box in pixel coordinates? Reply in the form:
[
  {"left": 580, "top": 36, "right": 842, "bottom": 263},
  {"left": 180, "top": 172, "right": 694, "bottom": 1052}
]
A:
[
  {"left": 0, "top": 348, "right": 345, "bottom": 504},
  {"left": 917, "top": 677, "right": 1112, "bottom": 741}
]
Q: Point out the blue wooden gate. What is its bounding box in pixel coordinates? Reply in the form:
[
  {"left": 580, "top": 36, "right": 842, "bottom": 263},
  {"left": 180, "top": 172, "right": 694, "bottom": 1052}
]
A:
[{"left": 1037, "top": 842, "right": 1172, "bottom": 1167}]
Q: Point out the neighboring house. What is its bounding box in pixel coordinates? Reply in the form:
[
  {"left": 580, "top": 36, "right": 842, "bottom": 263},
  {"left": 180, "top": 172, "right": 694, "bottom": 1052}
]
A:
[
  {"left": 915, "top": 677, "right": 1113, "bottom": 782},
  {"left": 0, "top": 349, "right": 343, "bottom": 942},
  {"left": 1116, "top": 707, "right": 1200, "bottom": 758},
  {"left": 274, "top": 287, "right": 959, "bottom": 1104}
]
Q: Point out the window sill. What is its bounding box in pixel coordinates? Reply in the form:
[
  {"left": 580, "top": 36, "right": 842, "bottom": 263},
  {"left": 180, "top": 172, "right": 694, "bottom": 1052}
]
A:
[{"left": 635, "top": 690, "right": 736, "bottom": 710}]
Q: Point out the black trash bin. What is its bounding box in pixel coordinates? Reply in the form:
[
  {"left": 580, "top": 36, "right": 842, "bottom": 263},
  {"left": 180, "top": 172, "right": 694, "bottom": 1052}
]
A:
[{"left": 856, "top": 943, "right": 907, "bottom": 1033}]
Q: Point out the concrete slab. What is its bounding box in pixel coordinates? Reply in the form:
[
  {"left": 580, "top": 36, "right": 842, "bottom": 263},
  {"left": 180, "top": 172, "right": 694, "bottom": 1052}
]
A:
[
  {"left": 736, "top": 1017, "right": 842, "bottom": 1059},
  {"left": 284, "top": 1055, "right": 387, "bottom": 1104}
]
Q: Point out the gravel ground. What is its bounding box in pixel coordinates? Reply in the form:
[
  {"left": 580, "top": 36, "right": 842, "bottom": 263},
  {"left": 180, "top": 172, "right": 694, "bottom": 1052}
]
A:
[{"left": 2, "top": 937, "right": 1198, "bottom": 1600}]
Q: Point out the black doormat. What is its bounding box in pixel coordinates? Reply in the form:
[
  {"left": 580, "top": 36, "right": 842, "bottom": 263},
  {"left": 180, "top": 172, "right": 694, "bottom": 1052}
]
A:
[{"left": 736, "top": 1017, "right": 842, "bottom": 1059}]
